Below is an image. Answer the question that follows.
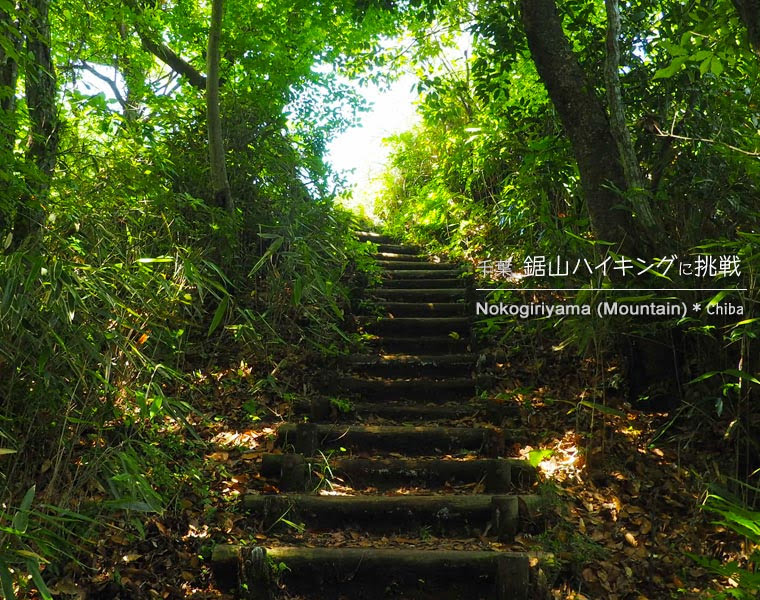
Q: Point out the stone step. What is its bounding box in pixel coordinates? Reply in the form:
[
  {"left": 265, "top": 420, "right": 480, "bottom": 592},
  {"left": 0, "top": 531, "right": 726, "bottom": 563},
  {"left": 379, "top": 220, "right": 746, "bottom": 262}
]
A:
[
  {"left": 378, "top": 302, "right": 467, "bottom": 317},
  {"left": 261, "top": 454, "right": 536, "bottom": 493},
  {"left": 346, "top": 353, "right": 475, "bottom": 377},
  {"left": 337, "top": 376, "right": 476, "bottom": 401},
  {"left": 276, "top": 423, "right": 508, "bottom": 457},
  {"left": 382, "top": 268, "right": 464, "bottom": 279},
  {"left": 377, "top": 243, "right": 421, "bottom": 255},
  {"left": 366, "top": 334, "right": 470, "bottom": 354},
  {"left": 375, "top": 252, "right": 429, "bottom": 262},
  {"left": 377, "top": 260, "right": 460, "bottom": 270},
  {"left": 241, "top": 493, "right": 542, "bottom": 538},
  {"left": 357, "top": 231, "right": 395, "bottom": 244},
  {"left": 358, "top": 316, "right": 471, "bottom": 336},
  {"left": 370, "top": 288, "right": 467, "bottom": 301},
  {"left": 212, "top": 546, "right": 532, "bottom": 599},
  {"left": 378, "top": 278, "right": 466, "bottom": 289},
  {"left": 293, "top": 398, "right": 519, "bottom": 424}
]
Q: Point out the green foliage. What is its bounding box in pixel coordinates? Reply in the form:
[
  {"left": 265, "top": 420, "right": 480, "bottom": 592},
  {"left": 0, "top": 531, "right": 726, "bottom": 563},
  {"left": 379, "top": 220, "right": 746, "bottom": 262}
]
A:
[
  {"left": 689, "top": 489, "right": 760, "bottom": 598},
  {"left": 329, "top": 396, "right": 354, "bottom": 414}
]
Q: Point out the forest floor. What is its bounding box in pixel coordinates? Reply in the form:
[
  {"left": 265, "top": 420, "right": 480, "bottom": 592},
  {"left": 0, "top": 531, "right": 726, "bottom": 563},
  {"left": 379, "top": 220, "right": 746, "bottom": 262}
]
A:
[{"left": 46, "top": 307, "right": 746, "bottom": 600}]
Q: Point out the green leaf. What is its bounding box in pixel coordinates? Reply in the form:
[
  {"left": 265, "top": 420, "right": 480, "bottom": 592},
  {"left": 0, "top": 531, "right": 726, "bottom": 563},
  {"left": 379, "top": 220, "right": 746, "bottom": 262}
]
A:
[
  {"left": 292, "top": 277, "right": 303, "bottom": 306},
  {"left": 689, "top": 370, "right": 720, "bottom": 384},
  {"left": 691, "top": 49, "right": 713, "bottom": 61},
  {"left": 710, "top": 57, "right": 724, "bottom": 75},
  {"left": 653, "top": 56, "right": 688, "bottom": 79},
  {"left": 578, "top": 400, "right": 626, "bottom": 417},
  {"left": 136, "top": 256, "right": 173, "bottom": 264},
  {"left": 12, "top": 485, "right": 35, "bottom": 534},
  {"left": 699, "top": 55, "right": 712, "bottom": 76},
  {"left": 722, "top": 369, "right": 760, "bottom": 386},
  {"left": 0, "top": 560, "right": 15, "bottom": 600},
  {"left": 207, "top": 294, "right": 229, "bottom": 337},
  {"left": 528, "top": 448, "right": 553, "bottom": 467},
  {"left": 248, "top": 236, "right": 284, "bottom": 276},
  {"left": 0, "top": 449, "right": 16, "bottom": 456},
  {"left": 26, "top": 560, "right": 53, "bottom": 600},
  {"left": 660, "top": 40, "right": 687, "bottom": 56}
]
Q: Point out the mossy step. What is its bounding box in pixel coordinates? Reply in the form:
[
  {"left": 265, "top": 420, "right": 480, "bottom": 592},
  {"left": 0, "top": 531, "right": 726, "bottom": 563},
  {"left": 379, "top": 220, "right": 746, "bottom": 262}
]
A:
[
  {"left": 375, "top": 252, "right": 429, "bottom": 262},
  {"left": 380, "top": 268, "right": 465, "bottom": 279},
  {"left": 260, "top": 454, "right": 536, "bottom": 492},
  {"left": 365, "top": 334, "right": 469, "bottom": 354},
  {"left": 376, "top": 302, "right": 468, "bottom": 317},
  {"left": 358, "top": 316, "right": 471, "bottom": 336},
  {"left": 377, "top": 278, "right": 466, "bottom": 289},
  {"left": 377, "top": 243, "right": 421, "bottom": 255},
  {"left": 345, "top": 353, "right": 475, "bottom": 377},
  {"left": 357, "top": 231, "right": 396, "bottom": 244},
  {"left": 212, "top": 546, "right": 531, "bottom": 599},
  {"left": 293, "top": 398, "right": 518, "bottom": 423},
  {"left": 377, "top": 260, "right": 460, "bottom": 270},
  {"left": 369, "top": 288, "right": 467, "bottom": 301},
  {"left": 241, "top": 493, "right": 542, "bottom": 538},
  {"left": 337, "top": 375, "right": 476, "bottom": 401},
  {"left": 276, "top": 423, "right": 508, "bottom": 457}
]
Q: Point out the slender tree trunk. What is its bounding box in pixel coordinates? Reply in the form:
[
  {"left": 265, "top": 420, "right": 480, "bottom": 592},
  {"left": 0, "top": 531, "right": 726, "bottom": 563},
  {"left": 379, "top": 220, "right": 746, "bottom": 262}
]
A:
[
  {"left": 118, "top": 22, "right": 143, "bottom": 124},
  {"left": 15, "top": 0, "right": 59, "bottom": 246},
  {"left": 604, "top": 0, "right": 659, "bottom": 246},
  {"left": 206, "top": 0, "right": 232, "bottom": 213},
  {"left": 520, "top": 0, "right": 635, "bottom": 253},
  {"left": 0, "top": 8, "right": 20, "bottom": 151},
  {"left": 0, "top": 6, "right": 21, "bottom": 236}
]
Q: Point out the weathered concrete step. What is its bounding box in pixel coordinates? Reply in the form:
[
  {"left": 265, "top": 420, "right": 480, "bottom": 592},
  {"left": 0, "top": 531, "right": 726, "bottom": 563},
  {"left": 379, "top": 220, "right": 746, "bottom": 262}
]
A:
[
  {"left": 377, "top": 243, "right": 420, "bottom": 255},
  {"left": 379, "top": 302, "right": 467, "bottom": 317},
  {"left": 381, "top": 269, "right": 464, "bottom": 279},
  {"left": 377, "top": 260, "right": 460, "bottom": 270},
  {"left": 276, "top": 423, "right": 507, "bottom": 456},
  {"left": 242, "top": 493, "right": 542, "bottom": 538},
  {"left": 261, "top": 454, "right": 536, "bottom": 492},
  {"left": 357, "top": 231, "right": 395, "bottom": 244},
  {"left": 337, "top": 376, "right": 475, "bottom": 401},
  {"left": 212, "top": 546, "right": 531, "bottom": 599},
  {"left": 366, "top": 335, "right": 469, "bottom": 354},
  {"left": 346, "top": 353, "right": 475, "bottom": 377},
  {"left": 378, "top": 278, "right": 466, "bottom": 289},
  {"left": 370, "top": 288, "right": 467, "bottom": 301},
  {"left": 376, "top": 252, "right": 429, "bottom": 262},
  {"left": 358, "top": 316, "right": 471, "bottom": 336}
]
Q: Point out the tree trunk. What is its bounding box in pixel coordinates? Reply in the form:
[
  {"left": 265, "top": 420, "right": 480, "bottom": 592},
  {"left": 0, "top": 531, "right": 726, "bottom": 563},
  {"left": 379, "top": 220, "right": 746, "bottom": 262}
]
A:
[
  {"left": 732, "top": 0, "right": 760, "bottom": 52},
  {"left": 520, "top": 0, "right": 634, "bottom": 253},
  {"left": 604, "top": 0, "right": 659, "bottom": 249},
  {"left": 0, "top": 6, "right": 21, "bottom": 236},
  {"left": 15, "top": 0, "right": 59, "bottom": 246},
  {"left": 206, "top": 0, "right": 233, "bottom": 213},
  {"left": 0, "top": 8, "right": 20, "bottom": 152}
]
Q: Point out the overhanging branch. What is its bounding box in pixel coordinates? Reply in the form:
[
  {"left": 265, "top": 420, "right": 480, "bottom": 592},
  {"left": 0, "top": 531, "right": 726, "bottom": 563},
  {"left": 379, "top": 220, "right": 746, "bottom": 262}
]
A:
[{"left": 138, "top": 32, "right": 207, "bottom": 91}]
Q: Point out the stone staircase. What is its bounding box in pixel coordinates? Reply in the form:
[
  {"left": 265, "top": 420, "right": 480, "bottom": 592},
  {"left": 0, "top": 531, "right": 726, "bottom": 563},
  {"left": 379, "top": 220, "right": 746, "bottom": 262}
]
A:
[{"left": 211, "top": 232, "right": 543, "bottom": 599}]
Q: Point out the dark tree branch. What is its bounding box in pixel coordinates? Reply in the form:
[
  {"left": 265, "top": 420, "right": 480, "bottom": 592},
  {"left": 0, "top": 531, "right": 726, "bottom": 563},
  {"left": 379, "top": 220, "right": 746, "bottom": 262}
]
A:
[
  {"left": 137, "top": 31, "right": 207, "bottom": 90},
  {"left": 79, "top": 63, "right": 127, "bottom": 108}
]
